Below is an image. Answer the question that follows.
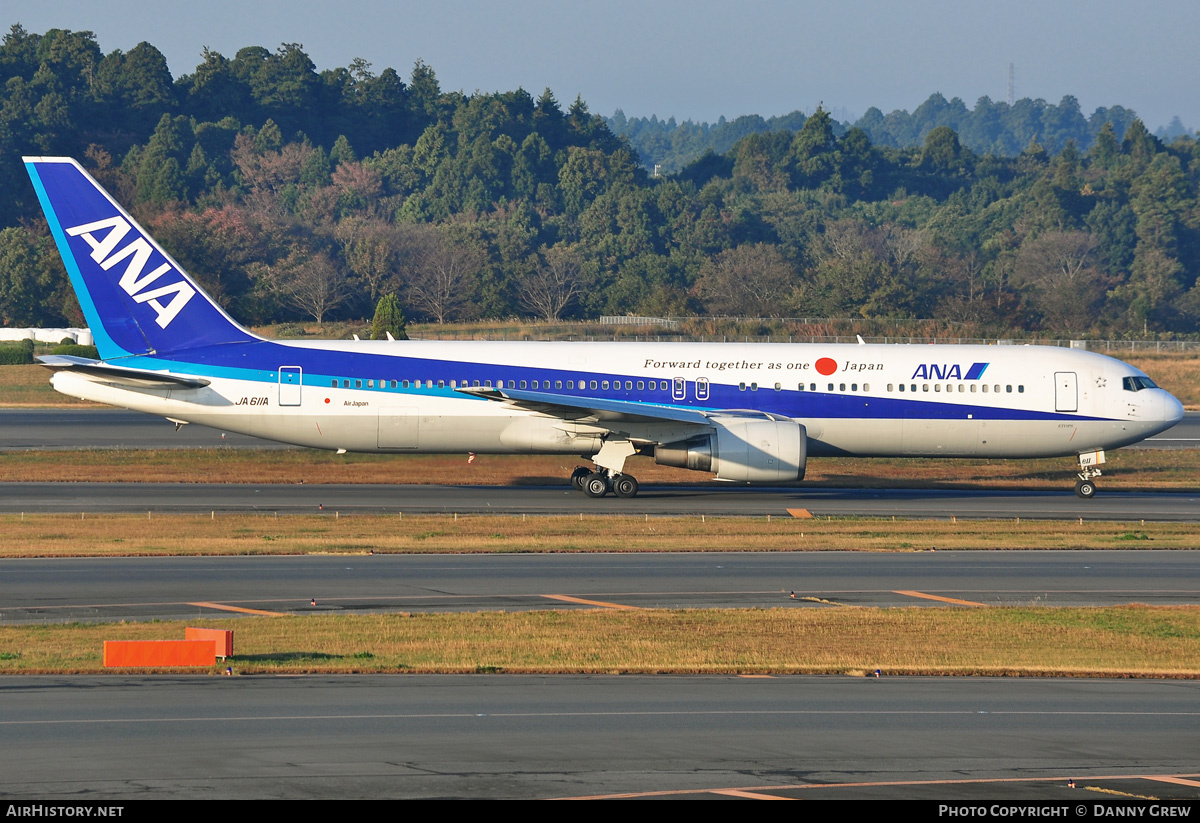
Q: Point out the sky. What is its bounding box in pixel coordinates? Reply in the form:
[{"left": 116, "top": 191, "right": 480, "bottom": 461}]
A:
[{"left": 6, "top": 0, "right": 1198, "bottom": 131}]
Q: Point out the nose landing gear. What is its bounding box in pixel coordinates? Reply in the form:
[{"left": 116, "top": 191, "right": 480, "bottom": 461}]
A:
[{"left": 1074, "top": 449, "right": 1105, "bottom": 498}]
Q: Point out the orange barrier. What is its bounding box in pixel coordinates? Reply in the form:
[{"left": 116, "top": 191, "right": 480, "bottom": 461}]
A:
[
  {"left": 186, "top": 628, "right": 234, "bottom": 659},
  {"left": 103, "top": 640, "right": 215, "bottom": 667}
]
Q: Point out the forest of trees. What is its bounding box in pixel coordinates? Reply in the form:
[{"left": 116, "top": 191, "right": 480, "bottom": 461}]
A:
[
  {"left": 2, "top": 25, "right": 1198, "bottom": 338},
  {"left": 609, "top": 94, "right": 1162, "bottom": 174}
]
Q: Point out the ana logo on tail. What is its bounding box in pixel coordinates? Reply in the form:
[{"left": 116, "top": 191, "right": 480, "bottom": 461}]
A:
[{"left": 65, "top": 215, "right": 195, "bottom": 329}]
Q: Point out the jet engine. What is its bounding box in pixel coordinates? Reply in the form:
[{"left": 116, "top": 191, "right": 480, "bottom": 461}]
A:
[{"left": 655, "top": 418, "right": 807, "bottom": 483}]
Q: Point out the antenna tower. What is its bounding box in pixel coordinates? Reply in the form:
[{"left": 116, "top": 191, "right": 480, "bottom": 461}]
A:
[{"left": 1007, "top": 63, "right": 1015, "bottom": 106}]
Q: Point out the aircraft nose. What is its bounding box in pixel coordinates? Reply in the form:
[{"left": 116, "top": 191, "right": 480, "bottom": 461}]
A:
[{"left": 1161, "top": 391, "right": 1185, "bottom": 428}]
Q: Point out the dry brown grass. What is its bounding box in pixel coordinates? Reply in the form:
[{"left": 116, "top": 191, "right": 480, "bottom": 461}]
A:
[
  {"left": 1123, "top": 354, "right": 1200, "bottom": 407},
  {"left": 0, "top": 365, "right": 102, "bottom": 407},
  {"left": 2, "top": 606, "right": 1197, "bottom": 676},
  {"left": 0, "top": 448, "right": 1194, "bottom": 490},
  {"left": 0, "top": 512, "right": 1195, "bottom": 557}
]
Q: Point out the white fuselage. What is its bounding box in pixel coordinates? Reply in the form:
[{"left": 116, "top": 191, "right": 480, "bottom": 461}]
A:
[{"left": 49, "top": 340, "right": 1183, "bottom": 462}]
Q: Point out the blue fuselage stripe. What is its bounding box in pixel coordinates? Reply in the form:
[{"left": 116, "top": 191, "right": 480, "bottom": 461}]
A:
[{"left": 131, "top": 342, "right": 1108, "bottom": 423}]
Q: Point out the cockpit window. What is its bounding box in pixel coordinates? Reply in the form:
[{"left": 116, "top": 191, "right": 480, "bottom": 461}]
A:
[{"left": 1122, "top": 375, "right": 1158, "bottom": 392}]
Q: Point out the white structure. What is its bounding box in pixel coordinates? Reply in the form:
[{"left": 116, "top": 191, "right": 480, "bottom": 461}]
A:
[{"left": 0, "top": 328, "right": 93, "bottom": 345}]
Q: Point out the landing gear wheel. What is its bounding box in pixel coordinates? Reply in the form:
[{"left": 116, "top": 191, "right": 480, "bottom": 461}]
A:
[
  {"left": 612, "top": 474, "right": 639, "bottom": 498},
  {"left": 570, "top": 466, "right": 591, "bottom": 491},
  {"left": 583, "top": 473, "right": 609, "bottom": 498},
  {"left": 1075, "top": 479, "right": 1096, "bottom": 499}
]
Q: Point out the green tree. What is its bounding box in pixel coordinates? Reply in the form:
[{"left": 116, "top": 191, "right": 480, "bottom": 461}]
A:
[
  {"left": 181, "top": 48, "right": 251, "bottom": 123},
  {"left": 370, "top": 292, "right": 408, "bottom": 339},
  {"left": 557, "top": 146, "right": 638, "bottom": 216},
  {"left": 408, "top": 59, "right": 441, "bottom": 122},
  {"left": 1122, "top": 119, "right": 1160, "bottom": 163},
  {"left": 731, "top": 131, "right": 792, "bottom": 192},
  {"left": 791, "top": 108, "right": 839, "bottom": 188},
  {"left": 1088, "top": 122, "right": 1120, "bottom": 169},
  {"left": 1110, "top": 246, "right": 1185, "bottom": 331},
  {"left": 329, "top": 134, "right": 357, "bottom": 166},
  {"left": 0, "top": 227, "right": 58, "bottom": 325},
  {"left": 94, "top": 42, "right": 175, "bottom": 135},
  {"left": 131, "top": 113, "right": 192, "bottom": 205}
]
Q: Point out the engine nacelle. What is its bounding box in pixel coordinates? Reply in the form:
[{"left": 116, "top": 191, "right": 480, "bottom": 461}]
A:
[{"left": 655, "top": 419, "right": 807, "bottom": 483}]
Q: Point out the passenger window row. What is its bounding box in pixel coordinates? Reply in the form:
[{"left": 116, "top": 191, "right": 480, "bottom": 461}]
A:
[
  {"left": 324, "top": 377, "right": 1024, "bottom": 396},
  {"left": 795, "top": 382, "right": 871, "bottom": 392},
  {"left": 886, "top": 383, "right": 1023, "bottom": 394}
]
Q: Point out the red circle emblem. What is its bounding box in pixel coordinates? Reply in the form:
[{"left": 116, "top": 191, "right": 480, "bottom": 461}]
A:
[{"left": 815, "top": 357, "right": 837, "bottom": 376}]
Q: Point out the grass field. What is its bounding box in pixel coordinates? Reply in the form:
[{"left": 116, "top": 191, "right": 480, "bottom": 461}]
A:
[
  {"left": 0, "top": 364, "right": 103, "bottom": 407},
  {"left": 0, "top": 512, "right": 1196, "bottom": 557},
  {"left": 2, "top": 606, "right": 1197, "bottom": 676}
]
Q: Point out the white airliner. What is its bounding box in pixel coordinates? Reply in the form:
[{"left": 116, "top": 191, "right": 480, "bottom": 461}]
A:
[{"left": 23, "top": 156, "right": 1184, "bottom": 499}]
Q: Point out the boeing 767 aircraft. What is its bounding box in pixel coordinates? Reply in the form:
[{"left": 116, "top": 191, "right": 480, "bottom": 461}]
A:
[{"left": 23, "top": 156, "right": 1184, "bottom": 498}]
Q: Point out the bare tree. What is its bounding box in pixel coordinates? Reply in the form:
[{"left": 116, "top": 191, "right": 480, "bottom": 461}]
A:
[
  {"left": 273, "top": 250, "right": 348, "bottom": 323},
  {"left": 335, "top": 217, "right": 398, "bottom": 303},
  {"left": 331, "top": 161, "right": 383, "bottom": 217},
  {"left": 692, "top": 244, "right": 797, "bottom": 317},
  {"left": 401, "top": 226, "right": 484, "bottom": 323},
  {"left": 517, "top": 245, "right": 582, "bottom": 320},
  {"left": 1012, "top": 231, "right": 1108, "bottom": 333},
  {"left": 882, "top": 225, "right": 928, "bottom": 270}
]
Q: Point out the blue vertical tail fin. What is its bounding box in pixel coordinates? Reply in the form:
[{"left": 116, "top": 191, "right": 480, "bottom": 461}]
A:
[{"left": 23, "top": 156, "right": 257, "bottom": 360}]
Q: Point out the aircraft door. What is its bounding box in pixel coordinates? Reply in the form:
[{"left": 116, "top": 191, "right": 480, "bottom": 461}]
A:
[
  {"left": 378, "top": 407, "right": 419, "bottom": 449},
  {"left": 279, "top": 366, "right": 302, "bottom": 406},
  {"left": 1054, "top": 372, "right": 1077, "bottom": 412},
  {"left": 696, "top": 377, "right": 710, "bottom": 401}
]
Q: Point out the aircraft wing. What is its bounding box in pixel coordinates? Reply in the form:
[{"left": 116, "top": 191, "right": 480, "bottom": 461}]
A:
[
  {"left": 37, "top": 355, "right": 211, "bottom": 389},
  {"left": 455, "top": 385, "right": 783, "bottom": 427}
]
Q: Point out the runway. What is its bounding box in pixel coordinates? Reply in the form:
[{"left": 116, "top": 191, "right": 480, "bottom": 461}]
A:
[
  {"left": 1, "top": 480, "right": 1197, "bottom": 521},
  {"left": 3, "top": 675, "right": 1198, "bottom": 799},
  {"left": 4, "top": 550, "right": 1199, "bottom": 624},
  {"left": 0, "top": 409, "right": 289, "bottom": 450},
  {"left": 1, "top": 408, "right": 1195, "bottom": 521},
  {"left": 2, "top": 408, "right": 1197, "bottom": 450}
]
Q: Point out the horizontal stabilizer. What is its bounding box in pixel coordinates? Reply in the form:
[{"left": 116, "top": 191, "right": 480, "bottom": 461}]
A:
[{"left": 37, "top": 355, "right": 210, "bottom": 388}]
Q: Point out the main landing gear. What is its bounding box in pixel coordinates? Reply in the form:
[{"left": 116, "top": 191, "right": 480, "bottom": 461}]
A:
[
  {"left": 570, "top": 465, "right": 640, "bottom": 498},
  {"left": 1074, "top": 449, "right": 1105, "bottom": 499}
]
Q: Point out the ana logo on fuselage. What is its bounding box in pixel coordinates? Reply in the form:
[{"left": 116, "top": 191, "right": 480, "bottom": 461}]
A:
[
  {"left": 911, "top": 362, "right": 990, "bottom": 380},
  {"left": 65, "top": 216, "right": 195, "bottom": 329}
]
